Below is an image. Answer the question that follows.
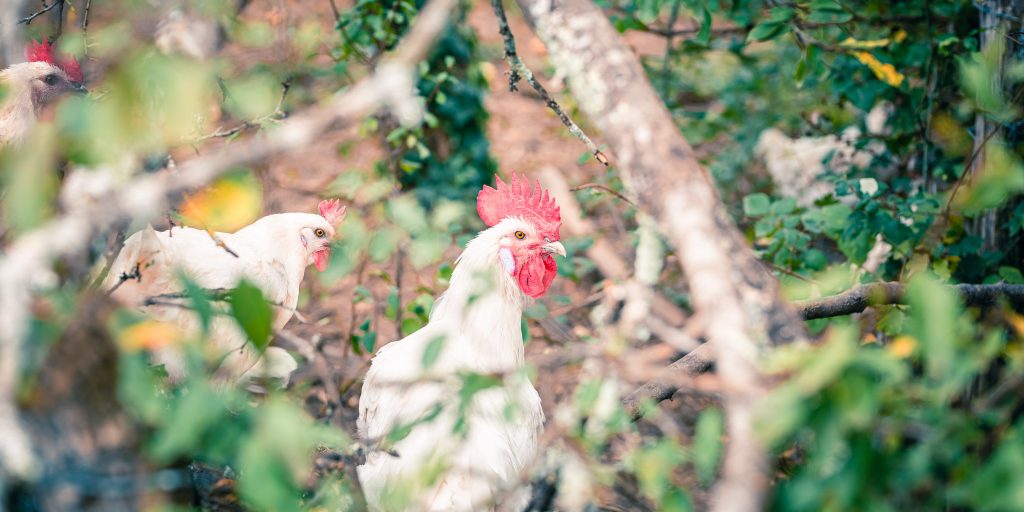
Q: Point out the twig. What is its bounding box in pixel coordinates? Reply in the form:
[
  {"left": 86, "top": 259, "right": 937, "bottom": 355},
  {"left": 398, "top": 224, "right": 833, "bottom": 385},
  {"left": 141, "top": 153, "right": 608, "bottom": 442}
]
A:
[
  {"left": 938, "top": 87, "right": 1024, "bottom": 220},
  {"left": 17, "top": 0, "right": 58, "bottom": 25},
  {"left": 327, "top": 0, "right": 342, "bottom": 23},
  {"left": 207, "top": 231, "right": 240, "bottom": 258},
  {"left": 105, "top": 261, "right": 141, "bottom": 295},
  {"left": 53, "top": 0, "right": 64, "bottom": 38},
  {"left": 193, "top": 80, "right": 292, "bottom": 144},
  {"left": 569, "top": 182, "right": 636, "bottom": 206},
  {"left": 490, "top": 0, "right": 609, "bottom": 166},
  {"left": 81, "top": 0, "right": 91, "bottom": 57},
  {"left": 81, "top": 0, "right": 90, "bottom": 30},
  {"left": 660, "top": 0, "right": 682, "bottom": 99}
]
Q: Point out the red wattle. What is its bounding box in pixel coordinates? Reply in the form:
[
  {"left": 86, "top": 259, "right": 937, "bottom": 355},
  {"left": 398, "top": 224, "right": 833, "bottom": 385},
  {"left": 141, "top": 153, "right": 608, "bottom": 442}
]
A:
[
  {"left": 313, "top": 248, "right": 331, "bottom": 272},
  {"left": 515, "top": 253, "right": 557, "bottom": 298}
]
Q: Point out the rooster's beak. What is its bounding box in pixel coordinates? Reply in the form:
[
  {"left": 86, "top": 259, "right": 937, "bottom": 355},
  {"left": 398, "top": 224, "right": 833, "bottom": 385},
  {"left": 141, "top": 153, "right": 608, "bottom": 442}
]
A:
[{"left": 542, "top": 241, "right": 567, "bottom": 257}]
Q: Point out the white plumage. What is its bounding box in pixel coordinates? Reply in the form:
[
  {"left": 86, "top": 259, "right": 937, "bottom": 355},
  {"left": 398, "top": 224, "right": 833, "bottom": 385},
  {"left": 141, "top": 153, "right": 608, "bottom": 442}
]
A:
[
  {"left": 358, "top": 215, "right": 563, "bottom": 511},
  {"left": 103, "top": 207, "right": 344, "bottom": 383}
]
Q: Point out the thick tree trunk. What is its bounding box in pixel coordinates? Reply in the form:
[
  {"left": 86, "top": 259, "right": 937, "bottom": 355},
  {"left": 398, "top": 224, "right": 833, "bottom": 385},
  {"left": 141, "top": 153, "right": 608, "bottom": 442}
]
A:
[{"left": 511, "top": 1, "right": 808, "bottom": 510}]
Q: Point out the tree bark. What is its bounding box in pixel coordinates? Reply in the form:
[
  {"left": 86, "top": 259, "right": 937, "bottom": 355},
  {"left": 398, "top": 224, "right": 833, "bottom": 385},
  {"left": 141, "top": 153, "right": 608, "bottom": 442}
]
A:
[{"left": 511, "top": 1, "right": 808, "bottom": 510}]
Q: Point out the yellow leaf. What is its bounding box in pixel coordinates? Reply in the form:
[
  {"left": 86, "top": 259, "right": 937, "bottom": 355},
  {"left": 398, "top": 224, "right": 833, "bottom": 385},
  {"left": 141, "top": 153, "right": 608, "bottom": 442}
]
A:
[
  {"left": 840, "top": 37, "right": 891, "bottom": 49},
  {"left": 887, "top": 335, "right": 917, "bottom": 358},
  {"left": 853, "top": 51, "right": 905, "bottom": 88},
  {"left": 179, "top": 172, "right": 262, "bottom": 232},
  {"left": 893, "top": 29, "right": 908, "bottom": 43},
  {"left": 1008, "top": 312, "right": 1024, "bottom": 338},
  {"left": 118, "top": 320, "right": 183, "bottom": 352}
]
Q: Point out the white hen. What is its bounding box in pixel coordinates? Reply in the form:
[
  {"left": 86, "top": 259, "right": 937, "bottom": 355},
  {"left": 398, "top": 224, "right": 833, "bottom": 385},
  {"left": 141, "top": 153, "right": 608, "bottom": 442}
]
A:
[
  {"left": 103, "top": 199, "right": 346, "bottom": 383},
  {"left": 358, "top": 174, "right": 566, "bottom": 511}
]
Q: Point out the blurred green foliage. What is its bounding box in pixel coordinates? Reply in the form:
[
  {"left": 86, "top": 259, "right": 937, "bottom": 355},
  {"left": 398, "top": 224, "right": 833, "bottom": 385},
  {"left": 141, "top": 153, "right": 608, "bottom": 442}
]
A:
[{"left": 6, "top": 0, "right": 1024, "bottom": 510}]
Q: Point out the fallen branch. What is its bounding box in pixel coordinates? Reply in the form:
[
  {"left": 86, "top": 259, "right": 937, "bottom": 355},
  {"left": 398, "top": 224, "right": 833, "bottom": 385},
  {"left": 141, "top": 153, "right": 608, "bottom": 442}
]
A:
[
  {"left": 490, "top": 0, "right": 609, "bottom": 166},
  {"left": 0, "top": 0, "right": 457, "bottom": 490},
  {"left": 796, "top": 281, "right": 1024, "bottom": 320}
]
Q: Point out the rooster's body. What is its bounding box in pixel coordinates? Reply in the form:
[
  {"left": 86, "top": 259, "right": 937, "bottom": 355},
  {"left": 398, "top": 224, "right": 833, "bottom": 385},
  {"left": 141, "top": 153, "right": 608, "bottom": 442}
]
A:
[
  {"left": 103, "top": 200, "right": 346, "bottom": 383},
  {"left": 358, "top": 174, "right": 565, "bottom": 511}
]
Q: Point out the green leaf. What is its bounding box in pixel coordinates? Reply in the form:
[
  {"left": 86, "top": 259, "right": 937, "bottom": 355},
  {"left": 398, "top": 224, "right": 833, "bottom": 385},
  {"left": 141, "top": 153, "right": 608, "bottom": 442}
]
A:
[
  {"left": 181, "top": 275, "right": 214, "bottom": 333},
  {"left": 369, "top": 226, "right": 402, "bottom": 262},
  {"left": 385, "top": 287, "right": 400, "bottom": 320},
  {"left": 695, "top": 8, "right": 712, "bottom": 46},
  {"left": 805, "top": 0, "right": 853, "bottom": 23},
  {"left": 905, "top": 274, "right": 960, "bottom": 382},
  {"left": 746, "top": 20, "right": 789, "bottom": 43},
  {"left": 358, "top": 331, "right": 374, "bottom": 354},
  {"left": 693, "top": 409, "right": 724, "bottom": 485},
  {"left": 409, "top": 232, "right": 451, "bottom": 269},
  {"left": 229, "top": 280, "right": 273, "bottom": 352},
  {"left": 743, "top": 193, "right": 771, "bottom": 217},
  {"left": 401, "top": 316, "right": 424, "bottom": 337},
  {"left": 770, "top": 197, "right": 797, "bottom": 216},
  {"left": 999, "top": 266, "right": 1024, "bottom": 284},
  {"left": 421, "top": 335, "right": 445, "bottom": 369}
]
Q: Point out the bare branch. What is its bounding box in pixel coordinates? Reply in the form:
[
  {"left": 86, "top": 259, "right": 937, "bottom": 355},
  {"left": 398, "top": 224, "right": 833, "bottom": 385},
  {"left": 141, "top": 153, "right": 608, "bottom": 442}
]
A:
[
  {"left": 0, "top": 0, "right": 457, "bottom": 489},
  {"left": 17, "top": 1, "right": 59, "bottom": 25},
  {"left": 569, "top": 182, "right": 636, "bottom": 206},
  {"left": 796, "top": 281, "right": 1024, "bottom": 319},
  {"left": 490, "top": 0, "right": 609, "bottom": 166}
]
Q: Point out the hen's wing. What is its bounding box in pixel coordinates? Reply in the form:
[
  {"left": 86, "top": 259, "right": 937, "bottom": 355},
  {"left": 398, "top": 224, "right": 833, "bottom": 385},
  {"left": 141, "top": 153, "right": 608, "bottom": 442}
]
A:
[{"left": 357, "top": 328, "right": 444, "bottom": 442}]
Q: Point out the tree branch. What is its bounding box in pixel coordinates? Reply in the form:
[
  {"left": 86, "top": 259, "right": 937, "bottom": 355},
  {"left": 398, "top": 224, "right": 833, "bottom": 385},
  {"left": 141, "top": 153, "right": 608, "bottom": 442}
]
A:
[
  {"left": 490, "top": 0, "right": 609, "bottom": 166},
  {"left": 796, "top": 281, "right": 1024, "bottom": 319},
  {"left": 0, "top": 0, "right": 457, "bottom": 491},
  {"left": 17, "top": 1, "right": 59, "bottom": 25},
  {"left": 515, "top": 1, "right": 805, "bottom": 509}
]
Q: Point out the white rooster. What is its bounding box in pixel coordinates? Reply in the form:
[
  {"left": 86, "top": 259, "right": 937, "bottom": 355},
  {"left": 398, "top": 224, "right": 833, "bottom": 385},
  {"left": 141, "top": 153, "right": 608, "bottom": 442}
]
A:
[
  {"left": 358, "top": 174, "right": 566, "bottom": 511},
  {"left": 0, "top": 38, "right": 85, "bottom": 147},
  {"left": 103, "top": 199, "right": 346, "bottom": 384}
]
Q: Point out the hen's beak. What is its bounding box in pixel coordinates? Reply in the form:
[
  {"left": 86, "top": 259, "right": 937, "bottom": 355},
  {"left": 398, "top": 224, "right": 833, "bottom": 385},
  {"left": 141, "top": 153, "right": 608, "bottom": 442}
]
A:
[{"left": 542, "top": 241, "right": 567, "bottom": 257}]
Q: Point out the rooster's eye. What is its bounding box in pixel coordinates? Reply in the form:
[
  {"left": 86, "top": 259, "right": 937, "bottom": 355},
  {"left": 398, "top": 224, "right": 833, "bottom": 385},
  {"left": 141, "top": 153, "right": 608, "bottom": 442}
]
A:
[
  {"left": 514, "top": 230, "right": 525, "bottom": 239},
  {"left": 314, "top": 228, "right": 326, "bottom": 238},
  {"left": 43, "top": 74, "right": 57, "bottom": 85}
]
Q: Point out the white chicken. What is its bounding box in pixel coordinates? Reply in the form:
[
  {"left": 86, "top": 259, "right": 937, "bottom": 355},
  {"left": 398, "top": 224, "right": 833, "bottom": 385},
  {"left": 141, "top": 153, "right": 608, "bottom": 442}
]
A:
[
  {"left": 103, "top": 199, "right": 346, "bottom": 384},
  {"left": 357, "top": 174, "right": 566, "bottom": 511},
  {"left": 0, "top": 38, "right": 85, "bottom": 147}
]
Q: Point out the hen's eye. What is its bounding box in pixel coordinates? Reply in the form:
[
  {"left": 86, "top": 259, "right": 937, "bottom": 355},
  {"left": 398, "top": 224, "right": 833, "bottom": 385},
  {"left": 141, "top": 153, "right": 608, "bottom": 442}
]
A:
[
  {"left": 514, "top": 230, "right": 525, "bottom": 239},
  {"left": 314, "top": 228, "right": 326, "bottom": 238},
  {"left": 43, "top": 74, "right": 57, "bottom": 85}
]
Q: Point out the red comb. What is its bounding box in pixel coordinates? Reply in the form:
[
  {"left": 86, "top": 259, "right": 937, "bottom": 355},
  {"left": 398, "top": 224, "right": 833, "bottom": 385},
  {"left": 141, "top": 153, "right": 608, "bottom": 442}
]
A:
[
  {"left": 477, "top": 172, "right": 561, "bottom": 238},
  {"left": 318, "top": 199, "right": 346, "bottom": 226},
  {"left": 25, "top": 38, "right": 83, "bottom": 83}
]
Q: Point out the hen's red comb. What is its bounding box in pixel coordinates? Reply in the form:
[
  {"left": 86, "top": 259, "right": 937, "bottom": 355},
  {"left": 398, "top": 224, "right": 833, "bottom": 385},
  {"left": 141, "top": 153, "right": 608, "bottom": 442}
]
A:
[
  {"left": 477, "top": 172, "right": 561, "bottom": 238},
  {"left": 318, "top": 199, "right": 346, "bottom": 226},
  {"left": 25, "top": 37, "right": 83, "bottom": 83}
]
